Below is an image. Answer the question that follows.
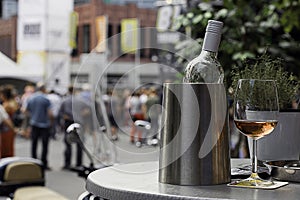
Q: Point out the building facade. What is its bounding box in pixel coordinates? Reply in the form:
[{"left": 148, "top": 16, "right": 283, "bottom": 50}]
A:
[{"left": 0, "top": 0, "right": 160, "bottom": 92}]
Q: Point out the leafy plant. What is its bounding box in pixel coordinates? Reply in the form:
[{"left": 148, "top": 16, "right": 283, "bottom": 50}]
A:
[
  {"left": 230, "top": 53, "right": 299, "bottom": 110},
  {"left": 173, "top": 0, "right": 300, "bottom": 85}
]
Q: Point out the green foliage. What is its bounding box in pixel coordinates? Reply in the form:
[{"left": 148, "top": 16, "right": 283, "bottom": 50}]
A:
[
  {"left": 174, "top": 0, "right": 300, "bottom": 85},
  {"left": 235, "top": 79, "right": 279, "bottom": 111},
  {"left": 231, "top": 53, "right": 299, "bottom": 109},
  {"left": 174, "top": 39, "right": 202, "bottom": 69}
]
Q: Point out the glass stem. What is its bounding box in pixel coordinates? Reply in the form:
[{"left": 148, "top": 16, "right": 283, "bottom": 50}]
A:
[{"left": 252, "top": 139, "right": 257, "bottom": 174}]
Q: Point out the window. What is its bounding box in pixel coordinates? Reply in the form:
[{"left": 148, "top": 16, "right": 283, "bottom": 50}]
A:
[
  {"left": 140, "top": 28, "right": 147, "bottom": 58},
  {"left": 82, "top": 24, "right": 90, "bottom": 53},
  {"left": 117, "top": 24, "right": 125, "bottom": 57},
  {"left": 74, "top": 0, "right": 91, "bottom": 6},
  {"left": 0, "top": 36, "right": 12, "bottom": 57},
  {"left": 107, "top": 23, "right": 113, "bottom": 56},
  {"left": 107, "top": 73, "right": 128, "bottom": 88}
]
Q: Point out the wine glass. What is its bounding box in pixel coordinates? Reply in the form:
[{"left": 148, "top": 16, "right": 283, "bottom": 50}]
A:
[{"left": 232, "top": 79, "right": 279, "bottom": 187}]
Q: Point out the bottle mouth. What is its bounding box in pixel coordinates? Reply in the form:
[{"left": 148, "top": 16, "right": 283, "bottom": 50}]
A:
[{"left": 206, "top": 20, "right": 223, "bottom": 34}]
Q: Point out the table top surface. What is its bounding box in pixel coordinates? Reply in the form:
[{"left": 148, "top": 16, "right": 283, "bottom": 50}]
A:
[{"left": 86, "top": 160, "right": 300, "bottom": 200}]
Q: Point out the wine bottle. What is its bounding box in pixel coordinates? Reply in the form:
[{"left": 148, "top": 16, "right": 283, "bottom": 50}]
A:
[{"left": 183, "top": 20, "right": 224, "bottom": 83}]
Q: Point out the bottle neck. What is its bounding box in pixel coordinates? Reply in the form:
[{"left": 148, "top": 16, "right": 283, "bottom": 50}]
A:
[
  {"left": 200, "top": 48, "right": 218, "bottom": 58},
  {"left": 202, "top": 31, "right": 221, "bottom": 53}
]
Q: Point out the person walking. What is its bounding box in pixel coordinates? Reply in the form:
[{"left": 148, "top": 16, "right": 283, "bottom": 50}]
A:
[
  {"left": 26, "top": 83, "right": 53, "bottom": 170},
  {"left": 145, "top": 88, "right": 160, "bottom": 140},
  {"left": 59, "top": 86, "right": 90, "bottom": 170},
  {"left": 47, "top": 90, "right": 62, "bottom": 139},
  {"left": 0, "top": 85, "right": 18, "bottom": 158},
  {"left": 103, "top": 90, "right": 119, "bottom": 141},
  {"left": 20, "top": 84, "right": 35, "bottom": 138}
]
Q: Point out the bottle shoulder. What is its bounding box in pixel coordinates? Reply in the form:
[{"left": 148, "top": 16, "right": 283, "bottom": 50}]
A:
[
  {"left": 183, "top": 50, "right": 223, "bottom": 83},
  {"left": 186, "top": 51, "right": 221, "bottom": 69}
]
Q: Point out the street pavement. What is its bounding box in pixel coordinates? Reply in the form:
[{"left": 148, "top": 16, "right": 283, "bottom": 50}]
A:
[{"left": 13, "top": 126, "right": 159, "bottom": 199}]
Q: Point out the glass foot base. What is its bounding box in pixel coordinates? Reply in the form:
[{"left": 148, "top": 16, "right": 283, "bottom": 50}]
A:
[
  {"left": 234, "top": 173, "right": 273, "bottom": 187},
  {"left": 228, "top": 173, "right": 288, "bottom": 190}
]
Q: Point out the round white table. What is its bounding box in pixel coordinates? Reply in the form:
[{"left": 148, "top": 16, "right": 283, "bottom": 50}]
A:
[{"left": 86, "top": 160, "right": 300, "bottom": 200}]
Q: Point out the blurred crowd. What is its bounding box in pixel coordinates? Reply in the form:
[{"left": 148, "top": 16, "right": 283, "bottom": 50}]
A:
[{"left": 0, "top": 83, "right": 163, "bottom": 169}]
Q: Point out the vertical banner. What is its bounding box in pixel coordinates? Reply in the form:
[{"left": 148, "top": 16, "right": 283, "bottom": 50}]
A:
[
  {"left": 156, "top": 5, "right": 182, "bottom": 44},
  {"left": 95, "top": 16, "right": 107, "bottom": 53},
  {"left": 121, "top": 18, "right": 138, "bottom": 54},
  {"left": 69, "top": 11, "right": 78, "bottom": 49},
  {"left": 156, "top": 5, "right": 181, "bottom": 32},
  {"left": 156, "top": 6, "right": 173, "bottom": 32}
]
